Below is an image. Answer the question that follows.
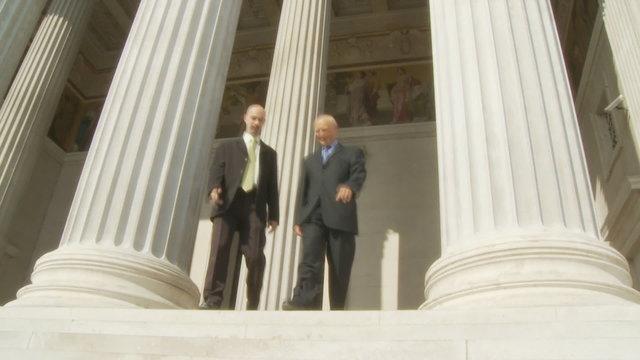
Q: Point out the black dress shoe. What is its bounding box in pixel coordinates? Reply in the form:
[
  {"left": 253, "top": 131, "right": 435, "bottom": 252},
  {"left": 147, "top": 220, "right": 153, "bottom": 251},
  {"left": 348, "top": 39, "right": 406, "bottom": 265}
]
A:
[
  {"left": 199, "top": 301, "right": 221, "bottom": 310},
  {"left": 282, "top": 300, "right": 308, "bottom": 310}
]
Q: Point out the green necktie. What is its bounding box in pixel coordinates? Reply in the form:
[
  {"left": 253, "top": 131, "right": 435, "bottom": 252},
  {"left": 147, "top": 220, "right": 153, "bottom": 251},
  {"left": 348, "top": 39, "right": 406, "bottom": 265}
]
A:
[{"left": 241, "top": 138, "right": 256, "bottom": 192}]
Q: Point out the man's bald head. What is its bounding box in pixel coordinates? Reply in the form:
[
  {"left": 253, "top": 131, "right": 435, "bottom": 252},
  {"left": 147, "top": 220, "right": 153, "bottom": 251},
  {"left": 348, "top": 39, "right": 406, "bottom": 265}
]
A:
[
  {"left": 244, "top": 104, "right": 266, "bottom": 137},
  {"left": 246, "top": 104, "right": 265, "bottom": 114}
]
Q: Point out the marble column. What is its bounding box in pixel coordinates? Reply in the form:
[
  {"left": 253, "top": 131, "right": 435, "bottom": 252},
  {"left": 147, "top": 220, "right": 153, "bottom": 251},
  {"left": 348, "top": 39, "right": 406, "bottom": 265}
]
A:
[
  {"left": 0, "top": 0, "right": 47, "bottom": 102},
  {"left": 0, "top": 0, "right": 96, "bottom": 265},
  {"left": 236, "top": 0, "right": 331, "bottom": 310},
  {"left": 423, "top": 0, "right": 640, "bottom": 308},
  {"left": 12, "top": 0, "right": 242, "bottom": 308},
  {"left": 601, "top": 0, "right": 640, "bottom": 156}
]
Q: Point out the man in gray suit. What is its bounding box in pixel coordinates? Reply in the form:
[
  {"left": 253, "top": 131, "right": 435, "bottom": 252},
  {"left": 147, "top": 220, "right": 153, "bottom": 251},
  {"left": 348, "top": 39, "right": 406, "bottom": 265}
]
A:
[{"left": 283, "top": 114, "right": 366, "bottom": 310}]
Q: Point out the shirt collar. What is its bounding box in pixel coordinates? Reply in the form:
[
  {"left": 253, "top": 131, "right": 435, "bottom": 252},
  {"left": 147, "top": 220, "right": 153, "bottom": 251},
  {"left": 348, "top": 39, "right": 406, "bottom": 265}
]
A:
[
  {"left": 243, "top": 132, "right": 259, "bottom": 144},
  {"left": 323, "top": 140, "right": 338, "bottom": 151}
]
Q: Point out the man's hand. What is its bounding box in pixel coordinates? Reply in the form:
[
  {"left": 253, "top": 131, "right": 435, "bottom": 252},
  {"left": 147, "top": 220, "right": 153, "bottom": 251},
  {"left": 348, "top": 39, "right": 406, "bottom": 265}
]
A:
[
  {"left": 293, "top": 225, "right": 303, "bottom": 237},
  {"left": 209, "top": 187, "right": 223, "bottom": 206},
  {"left": 268, "top": 221, "right": 279, "bottom": 234},
  {"left": 335, "top": 185, "right": 353, "bottom": 203}
]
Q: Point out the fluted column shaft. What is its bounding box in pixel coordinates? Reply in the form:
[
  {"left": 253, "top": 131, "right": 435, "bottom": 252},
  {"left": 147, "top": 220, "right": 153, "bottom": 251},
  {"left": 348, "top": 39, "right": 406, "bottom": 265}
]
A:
[
  {"left": 424, "top": 0, "right": 640, "bottom": 308},
  {"left": 0, "top": 0, "right": 47, "bottom": 101},
  {"left": 13, "top": 0, "right": 242, "bottom": 308},
  {"left": 243, "top": 0, "right": 331, "bottom": 310},
  {"left": 602, "top": 0, "right": 640, "bottom": 157},
  {"left": 0, "top": 0, "right": 95, "bottom": 264}
]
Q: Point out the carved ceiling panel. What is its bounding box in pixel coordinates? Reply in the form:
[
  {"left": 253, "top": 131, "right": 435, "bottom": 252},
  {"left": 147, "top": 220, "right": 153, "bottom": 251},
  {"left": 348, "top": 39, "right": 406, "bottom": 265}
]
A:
[
  {"left": 52, "top": 0, "right": 596, "bottom": 152},
  {"left": 87, "top": 0, "right": 131, "bottom": 52},
  {"left": 388, "top": 0, "right": 428, "bottom": 11},
  {"left": 70, "top": 0, "right": 583, "bottom": 99},
  {"left": 332, "top": 0, "right": 373, "bottom": 16},
  {"left": 238, "top": 0, "right": 272, "bottom": 29}
]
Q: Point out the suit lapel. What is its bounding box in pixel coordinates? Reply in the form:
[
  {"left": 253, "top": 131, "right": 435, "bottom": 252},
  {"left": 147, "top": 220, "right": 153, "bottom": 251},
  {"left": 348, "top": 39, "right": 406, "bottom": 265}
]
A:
[
  {"left": 331, "top": 143, "right": 344, "bottom": 159},
  {"left": 259, "top": 140, "right": 267, "bottom": 160},
  {"left": 235, "top": 138, "right": 248, "bottom": 185},
  {"left": 314, "top": 149, "right": 324, "bottom": 168},
  {"left": 258, "top": 140, "right": 268, "bottom": 185},
  {"left": 236, "top": 138, "right": 248, "bottom": 156}
]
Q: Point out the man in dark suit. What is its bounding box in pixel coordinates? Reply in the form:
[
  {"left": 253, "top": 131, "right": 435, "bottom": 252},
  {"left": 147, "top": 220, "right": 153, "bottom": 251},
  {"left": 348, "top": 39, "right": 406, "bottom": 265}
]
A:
[
  {"left": 202, "top": 104, "right": 279, "bottom": 310},
  {"left": 283, "top": 114, "right": 366, "bottom": 310}
]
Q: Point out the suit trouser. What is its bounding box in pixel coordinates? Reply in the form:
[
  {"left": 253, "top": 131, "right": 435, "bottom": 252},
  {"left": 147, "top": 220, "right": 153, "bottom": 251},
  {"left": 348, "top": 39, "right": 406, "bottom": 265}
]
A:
[
  {"left": 292, "top": 207, "right": 356, "bottom": 310},
  {"left": 203, "top": 189, "right": 266, "bottom": 309}
]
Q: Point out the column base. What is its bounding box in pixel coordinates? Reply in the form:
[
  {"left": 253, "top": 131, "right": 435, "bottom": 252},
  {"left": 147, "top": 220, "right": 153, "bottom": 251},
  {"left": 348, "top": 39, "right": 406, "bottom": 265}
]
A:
[
  {"left": 422, "top": 237, "right": 640, "bottom": 309},
  {"left": 9, "top": 246, "right": 200, "bottom": 308}
]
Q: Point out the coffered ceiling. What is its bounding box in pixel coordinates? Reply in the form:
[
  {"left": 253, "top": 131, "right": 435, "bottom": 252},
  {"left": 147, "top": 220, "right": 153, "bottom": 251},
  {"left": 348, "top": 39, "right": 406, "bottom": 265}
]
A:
[
  {"left": 79, "top": 1, "right": 428, "bottom": 63},
  {"left": 68, "top": 0, "right": 588, "bottom": 101}
]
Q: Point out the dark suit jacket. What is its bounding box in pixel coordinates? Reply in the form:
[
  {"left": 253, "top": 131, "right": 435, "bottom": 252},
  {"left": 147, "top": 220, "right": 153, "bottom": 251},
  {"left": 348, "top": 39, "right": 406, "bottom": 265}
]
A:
[
  {"left": 208, "top": 138, "right": 279, "bottom": 223},
  {"left": 295, "top": 143, "right": 366, "bottom": 234}
]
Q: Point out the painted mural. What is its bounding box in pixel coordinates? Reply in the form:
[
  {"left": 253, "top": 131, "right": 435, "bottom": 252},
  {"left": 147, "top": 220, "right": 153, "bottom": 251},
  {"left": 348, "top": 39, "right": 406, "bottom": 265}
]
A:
[
  {"left": 215, "top": 62, "right": 434, "bottom": 138},
  {"left": 49, "top": 86, "right": 103, "bottom": 152},
  {"left": 325, "top": 63, "right": 434, "bottom": 128}
]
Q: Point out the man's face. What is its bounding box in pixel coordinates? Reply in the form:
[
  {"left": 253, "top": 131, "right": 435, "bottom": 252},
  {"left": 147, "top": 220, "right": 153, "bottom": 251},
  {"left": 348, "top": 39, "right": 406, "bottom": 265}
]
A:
[
  {"left": 314, "top": 118, "right": 337, "bottom": 146},
  {"left": 244, "top": 106, "right": 266, "bottom": 136}
]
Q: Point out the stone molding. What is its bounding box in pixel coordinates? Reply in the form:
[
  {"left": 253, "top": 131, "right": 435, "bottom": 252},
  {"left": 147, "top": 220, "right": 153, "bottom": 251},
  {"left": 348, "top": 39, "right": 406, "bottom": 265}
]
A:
[
  {"left": 339, "top": 122, "right": 435, "bottom": 144},
  {"left": 42, "top": 137, "right": 87, "bottom": 164},
  {"left": 227, "top": 28, "right": 430, "bottom": 82}
]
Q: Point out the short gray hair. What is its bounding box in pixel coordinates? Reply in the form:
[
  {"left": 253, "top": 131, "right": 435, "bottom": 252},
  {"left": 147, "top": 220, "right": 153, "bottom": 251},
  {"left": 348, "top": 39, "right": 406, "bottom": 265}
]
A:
[{"left": 314, "top": 114, "right": 338, "bottom": 128}]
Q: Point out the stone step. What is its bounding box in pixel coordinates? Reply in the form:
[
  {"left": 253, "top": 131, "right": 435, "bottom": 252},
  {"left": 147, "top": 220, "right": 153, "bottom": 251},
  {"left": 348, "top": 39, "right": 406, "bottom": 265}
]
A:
[
  {"left": 0, "top": 349, "right": 137, "bottom": 360},
  {"left": 1, "top": 306, "right": 640, "bottom": 359}
]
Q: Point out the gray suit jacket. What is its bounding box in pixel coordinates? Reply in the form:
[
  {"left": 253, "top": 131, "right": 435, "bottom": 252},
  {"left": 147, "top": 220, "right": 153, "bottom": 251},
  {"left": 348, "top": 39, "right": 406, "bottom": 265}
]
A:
[{"left": 295, "top": 143, "right": 366, "bottom": 234}]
